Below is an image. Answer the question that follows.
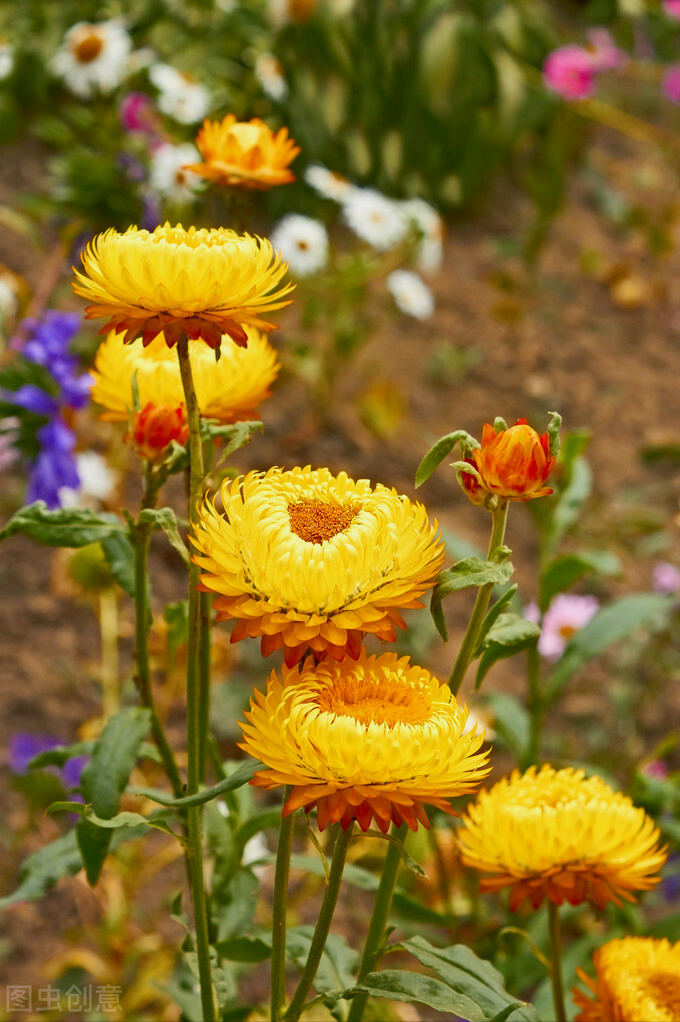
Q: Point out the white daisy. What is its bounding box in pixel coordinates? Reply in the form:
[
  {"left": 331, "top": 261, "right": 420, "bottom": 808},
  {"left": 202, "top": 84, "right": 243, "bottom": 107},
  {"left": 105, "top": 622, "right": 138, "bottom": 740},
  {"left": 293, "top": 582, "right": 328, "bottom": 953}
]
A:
[
  {"left": 386, "top": 269, "right": 435, "bottom": 319},
  {"left": 148, "top": 62, "right": 210, "bottom": 124},
  {"left": 254, "top": 52, "right": 288, "bottom": 101},
  {"left": 401, "top": 197, "right": 445, "bottom": 272},
  {"left": 342, "top": 187, "right": 409, "bottom": 251},
  {"left": 149, "top": 142, "right": 204, "bottom": 203},
  {"left": 304, "top": 163, "right": 353, "bottom": 203},
  {"left": 0, "top": 44, "right": 14, "bottom": 81},
  {"left": 269, "top": 213, "right": 329, "bottom": 277},
  {"left": 50, "top": 20, "right": 132, "bottom": 99}
]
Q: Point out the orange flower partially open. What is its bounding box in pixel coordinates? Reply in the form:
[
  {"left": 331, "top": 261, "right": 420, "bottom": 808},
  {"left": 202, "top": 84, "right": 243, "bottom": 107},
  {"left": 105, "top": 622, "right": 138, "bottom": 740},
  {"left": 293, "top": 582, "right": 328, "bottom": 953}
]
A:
[
  {"left": 187, "top": 115, "right": 300, "bottom": 190},
  {"left": 461, "top": 418, "right": 555, "bottom": 505},
  {"left": 127, "top": 402, "right": 188, "bottom": 461}
]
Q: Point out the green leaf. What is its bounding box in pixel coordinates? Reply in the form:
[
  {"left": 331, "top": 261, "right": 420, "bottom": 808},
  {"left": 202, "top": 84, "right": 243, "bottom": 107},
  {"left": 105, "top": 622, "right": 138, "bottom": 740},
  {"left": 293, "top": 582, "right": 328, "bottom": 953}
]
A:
[
  {"left": 287, "top": 927, "right": 359, "bottom": 994},
  {"left": 548, "top": 593, "right": 673, "bottom": 699},
  {"left": 216, "top": 935, "right": 271, "bottom": 963},
  {"left": 0, "top": 502, "right": 125, "bottom": 547},
  {"left": 415, "top": 430, "right": 479, "bottom": 488},
  {"left": 135, "top": 759, "right": 261, "bottom": 808},
  {"left": 546, "top": 410, "right": 562, "bottom": 460},
  {"left": 353, "top": 970, "right": 487, "bottom": 1019},
  {"left": 164, "top": 600, "right": 188, "bottom": 664},
  {"left": 100, "top": 532, "right": 137, "bottom": 597},
  {"left": 431, "top": 558, "right": 515, "bottom": 640},
  {"left": 545, "top": 457, "right": 592, "bottom": 554},
  {"left": 483, "top": 693, "right": 530, "bottom": 763},
  {"left": 214, "top": 868, "right": 259, "bottom": 942},
  {"left": 539, "top": 550, "right": 621, "bottom": 612},
  {"left": 139, "top": 507, "right": 189, "bottom": 563},
  {"left": 28, "top": 741, "right": 94, "bottom": 769},
  {"left": 0, "top": 831, "right": 82, "bottom": 910},
  {"left": 475, "top": 614, "right": 541, "bottom": 689},
  {"left": 77, "top": 707, "right": 151, "bottom": 886},
  {"left": 476, "top": 584, "right": 519, "bottom": 651},
  {"left": 200, "top": 419, "right": 263, "bottom": 462},
  {"left": 48, "top": 803, "right": 181, "bottom": 840}
]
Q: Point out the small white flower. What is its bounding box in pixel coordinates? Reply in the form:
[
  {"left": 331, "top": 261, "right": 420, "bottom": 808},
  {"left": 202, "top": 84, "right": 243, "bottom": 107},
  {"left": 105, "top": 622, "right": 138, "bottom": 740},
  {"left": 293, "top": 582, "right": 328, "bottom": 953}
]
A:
[
  {"left": 149, "top": 142, "right": 204, "bottom": 203},
  {"left": 148, "top": 62, "right": 210, "bottom": 124},
  {"left": 254, "top": 52, "right": 288, "bottom": 101},
  {"left": 126, "top": 47, "right": 156, "bottom": 74},
  {"left": 342, "top": 187, "right": 409, "bottom": 251},
  {"left": 401, "top": 197, "right": 445, "bottom": 272},
  {"left": 59, "top": 451, "right": 118, "bottom": 509},
  {"left": 304, "top": 163, "right": 353, "bottom": 203},
  {"left": 50, "top": 20, "right": 132, "bottom": 99},
  {"left": 270, "top": 214, "right": 329, "bottom": 277},
  {"left": 462, "top": 707, "right": 496, "bottom": 741},
  {"left": 0, "top": 44, "right": 14, "bottom": 80},
  {"left": 0, "top": 277, "right": 18, "bottom": 320},
  {"left": 386, "top": 269, "right": 435, "bottom": 319}
]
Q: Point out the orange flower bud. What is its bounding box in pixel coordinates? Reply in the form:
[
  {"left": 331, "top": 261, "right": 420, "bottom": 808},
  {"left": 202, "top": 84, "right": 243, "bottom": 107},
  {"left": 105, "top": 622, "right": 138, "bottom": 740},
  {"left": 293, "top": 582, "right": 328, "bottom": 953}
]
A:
[
  {"left": 127, "top": 402, "right": 188, "bottom": 461},
  {"left": 461, "top": 418, "right": 555, "bottom": 504}
]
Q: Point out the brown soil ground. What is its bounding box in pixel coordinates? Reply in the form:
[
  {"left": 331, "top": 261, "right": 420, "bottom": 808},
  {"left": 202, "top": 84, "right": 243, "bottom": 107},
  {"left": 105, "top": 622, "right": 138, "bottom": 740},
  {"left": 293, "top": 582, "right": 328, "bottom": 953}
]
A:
[{"left": 2, "top": 121, "right": 680, "bottom": 1018}]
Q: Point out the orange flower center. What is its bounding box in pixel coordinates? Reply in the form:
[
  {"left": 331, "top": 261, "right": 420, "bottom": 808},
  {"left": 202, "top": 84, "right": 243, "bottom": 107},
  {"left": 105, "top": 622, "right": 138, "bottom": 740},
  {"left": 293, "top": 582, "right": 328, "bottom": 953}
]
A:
[
  {"left": 316, "top": 676, "right": 430, "bottom": 728},
  {"left": 559, "top": 624, "right": 577, "bottom": 640},
  {"left": 73, "top": 31, "right": 104, "bottom": 63},
  {"left": 296, "top": 240, "right": 309, "bottom": 250},
  {"left": 288, "top": 499, "right": 359, "bottom": 544}
]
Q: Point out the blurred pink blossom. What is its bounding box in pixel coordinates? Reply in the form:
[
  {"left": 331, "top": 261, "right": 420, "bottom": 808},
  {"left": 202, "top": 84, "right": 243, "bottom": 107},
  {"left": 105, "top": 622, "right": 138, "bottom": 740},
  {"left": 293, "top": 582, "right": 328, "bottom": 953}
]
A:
[
  {"left": 525, "top": 593, "right": 600, "bottom": 659},
  {"left": 641, "top": 760, "right": 669, "bottom": 780},
  {"left": 585, "top": 29, "right": 627, "bottom": 72},
  {"left": 543, "top": 46, "right": 596, "bottom": 100},
  {"left": 119, "top": 92, "right": 161, "bottom": 137},
  {"left": 663, "top": 66, "right": 680, "bottom": 104},
  {"left": 653, "top": 561, "right": 680, "bottom": 594},
  {"left": 663, "top": 0, "right": 680, "bottom": 18}
]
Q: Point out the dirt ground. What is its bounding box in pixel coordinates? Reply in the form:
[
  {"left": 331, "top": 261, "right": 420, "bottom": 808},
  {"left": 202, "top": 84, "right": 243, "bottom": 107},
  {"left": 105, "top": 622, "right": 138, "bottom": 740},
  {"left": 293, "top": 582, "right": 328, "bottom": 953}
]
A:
[{"left": 2, "top": 120, "right": 680, "bottom": 1014}]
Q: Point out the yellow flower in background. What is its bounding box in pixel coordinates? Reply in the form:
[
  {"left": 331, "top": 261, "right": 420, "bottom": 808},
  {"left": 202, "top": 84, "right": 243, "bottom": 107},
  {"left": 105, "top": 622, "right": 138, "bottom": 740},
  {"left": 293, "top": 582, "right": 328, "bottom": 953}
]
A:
[
  {"left": 72, "top": 223, "right": 294, "bottom": 349},
  {"left": 91, "top": 327, "right": 280, "bottom": 423},
  {"left": 187, "top": 115, "right": 300, "bottom": 189},
  {"left": 573, "top": 937, "right": 680, "bottom": 1022},
  {"left": 192, "top": 466, "right": 444, "bottom": 666},
  {"left": 239, "top": 650, "right": 491, "bottom": 832},
  {"left": 457, "top": 765, "right": 666, "bottom": 911}
]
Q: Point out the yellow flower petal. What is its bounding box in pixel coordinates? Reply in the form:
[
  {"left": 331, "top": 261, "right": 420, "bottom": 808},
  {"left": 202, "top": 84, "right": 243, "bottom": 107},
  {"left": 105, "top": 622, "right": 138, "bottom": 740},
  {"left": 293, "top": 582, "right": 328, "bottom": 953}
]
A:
[{"left": 573, "top": 936, "right": 680, "bottom": 1022}]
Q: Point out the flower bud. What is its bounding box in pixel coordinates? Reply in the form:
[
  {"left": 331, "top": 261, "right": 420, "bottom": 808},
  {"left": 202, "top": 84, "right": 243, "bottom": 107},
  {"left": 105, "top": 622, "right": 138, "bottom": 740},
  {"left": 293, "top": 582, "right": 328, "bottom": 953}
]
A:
[
  {"left": 460, "top": 418, "right": 555, "bottom": 504},
  {"left": 128, "top": 402, "right": 188, "bottom": 461}
]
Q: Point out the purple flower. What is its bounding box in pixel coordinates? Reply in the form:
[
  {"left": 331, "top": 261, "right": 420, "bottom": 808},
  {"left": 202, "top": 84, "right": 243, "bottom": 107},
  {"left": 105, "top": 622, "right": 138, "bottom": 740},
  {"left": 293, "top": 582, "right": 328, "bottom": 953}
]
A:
[
  {"left": 9, "top": 384, "right": 59, "bottom": 417},
  {"left": 8, "top": 733, "right": 60, "bottom": 773},
  {"left": 663, "top": 66, "right": 680, "bottom": 104},
  {"left": 653, "top": 562, "right": 680, "bottom": 595},
  {"left": 117, "top": 151, "right": 148, "bottom": 184},
  {"left": 526, "top": 593, "right": 600, "bottom": 660},
  {"left": 543, "top": 46, "right": 596, "bottom": 100},
  {"left": 19, "top": 311, "right": 92, "bottom": 410},
  {"left": 26, "top": 416, "right": 80, "bottom": 508},
  {"left": 61, "top": 755, "right": 89, "bottom": 790}
]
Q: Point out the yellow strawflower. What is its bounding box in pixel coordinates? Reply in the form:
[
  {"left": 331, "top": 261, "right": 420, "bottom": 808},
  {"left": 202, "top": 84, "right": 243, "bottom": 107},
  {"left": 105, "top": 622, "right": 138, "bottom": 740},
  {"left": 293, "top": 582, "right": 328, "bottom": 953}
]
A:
[
  {"left": 573, "top": 937, "right": 680, "bottom": 1022},
  {"left": 239, "top": 650, "right": 491, "bottom": 832},
  {"left": 187, "top": 115, "right": 300, "bottom": 189},
  {"left": 191, "top": 466, "right": 444, "bottom": 666},
  {"left": 457, "top": 765, "right": 666, "bottom": 911},
  {"left": 72, "top": 223, "right": 294, "bottom": 349},
  {"left": 91, "top": 327, "right": 279, "bottom": 423}
]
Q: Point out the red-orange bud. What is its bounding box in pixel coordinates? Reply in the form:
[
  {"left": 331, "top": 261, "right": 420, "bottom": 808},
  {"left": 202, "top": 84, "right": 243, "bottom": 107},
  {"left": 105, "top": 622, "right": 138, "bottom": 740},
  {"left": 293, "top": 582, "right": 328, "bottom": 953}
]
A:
[
  {"left": 462, "top": 418, "right": 555, "bottom": 503},
  {"left": 127, "top": 402, "right": 188, "bottom": 461}
]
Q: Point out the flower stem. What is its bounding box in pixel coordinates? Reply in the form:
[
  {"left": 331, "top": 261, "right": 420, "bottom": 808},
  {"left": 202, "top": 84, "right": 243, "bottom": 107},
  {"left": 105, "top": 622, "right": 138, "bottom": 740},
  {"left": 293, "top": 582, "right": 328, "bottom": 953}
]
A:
[
  {"left": 449, "top": 502, "right": 509, "bottom": 696},
  {"left": 271, "top": 788, "right": 295, "bottom": 1022},
  {"left": 176, "top": 334, "right": 215, "bottom": 1022},
  {"left": 199, "top": 590, "right": 212, "bottom": 784},
  {"left": 283, "top": 823, "right": 354, "bottom": 1021},
  {"left": 548, "top": 901, "right": 567, "bottom": 1022},
  {"left": 347, "top": 824, "right": 405, "bottom": 1022}
]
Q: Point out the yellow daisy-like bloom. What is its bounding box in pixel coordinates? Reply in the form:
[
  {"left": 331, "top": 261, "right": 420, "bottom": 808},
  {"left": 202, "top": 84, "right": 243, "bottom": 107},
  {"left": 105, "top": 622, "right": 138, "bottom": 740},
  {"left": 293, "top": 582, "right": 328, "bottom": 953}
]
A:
[
  {"left": 91, "top": 326, "right": 279, "bottom": 424},
  {"left": 72, "top": 222, "right": 294, "bottom": 349},
  {"left": 186, "top": 115, "right": 300, "bottom": 189},
  {"left": 573, "top": 937, "right": 680, "bottom": 1022},
  {"left": 239, "top": 650, "right": 491, "bottom": 832},
  {"left": 457, "top": 765, "right": 666, "bottom": 911},
  {"left": 192, "top": 466, "right": 445, "bottom": 666}
]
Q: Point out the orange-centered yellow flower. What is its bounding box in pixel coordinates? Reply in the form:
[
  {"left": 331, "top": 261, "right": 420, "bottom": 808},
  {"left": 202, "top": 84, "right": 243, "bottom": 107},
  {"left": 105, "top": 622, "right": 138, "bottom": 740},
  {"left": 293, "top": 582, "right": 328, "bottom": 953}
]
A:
[
  {"left": 91, "top": 326, "right": 279, "bottom": 424},
  {"left": 239, "top": 650, "right": 491, "bottom": 832},
  {"left": 461, "top": 418, "right": 555, "bottom": 505},
  {"left": 186, "top": 115, "right": 300, "bottom": 189},
  {"left": 72, "top": 222, "right": 294, "bottom": 349},
  {"left": 457, "top": 765, "right": 666, "bottom": 911},
  {"left": 192, "top": 466, "right": 444, "bottom": 666},
  {"left": 573, "top": 937, "right": 680, "bottom": 1022}
]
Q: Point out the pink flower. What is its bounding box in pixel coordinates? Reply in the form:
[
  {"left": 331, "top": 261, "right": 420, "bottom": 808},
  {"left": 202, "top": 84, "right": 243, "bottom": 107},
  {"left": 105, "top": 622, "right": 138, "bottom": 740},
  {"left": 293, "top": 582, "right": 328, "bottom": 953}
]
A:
[
  {"left": 585, "top": 29, "right": 627, "bottom": 72},
  {"left": 663, "top": 0, "right": 680, "bottom": 18},
  {"left": 526, "top": 593, "right": 600, "bottom": 660},
  {"left": 641, "top": 760, "right": 669, "bottom": 780},
  {"left": 543, "top": 46, "right": 596, "bottom": 100},
  {"left": 119, "top": 92, "right": 161, "bottom": 137},
  {"left": 663, "top": 66, "right": 680, "bottom": 105},
  {"left": 653, "top": 562, "right": 680, "bottom": 595}
]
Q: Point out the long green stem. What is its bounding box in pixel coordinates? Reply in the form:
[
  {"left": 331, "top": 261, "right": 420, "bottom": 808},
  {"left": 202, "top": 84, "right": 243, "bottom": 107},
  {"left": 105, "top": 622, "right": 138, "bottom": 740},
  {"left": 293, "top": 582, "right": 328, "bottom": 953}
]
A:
[
  {"left": 347, "top": 825, "right": 405, "bottom": 1022},
  {"left": 271, "top": 788, "right": 295, "bottom": 1022},
  {"left": 177, "top": 334, "right": 215, "bottom": 1022},
  {"left": 198, "top": 590, "right": 212, "bottom": 784},
  {"left": 449, "top": 502, "right": 509, "bottom": 696},
  {"left": 283, "top": 824, "right": 354, "bottom": 1021},
  {"left": 548, "top": 901, "right": 567, "bottom": 1022}
]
